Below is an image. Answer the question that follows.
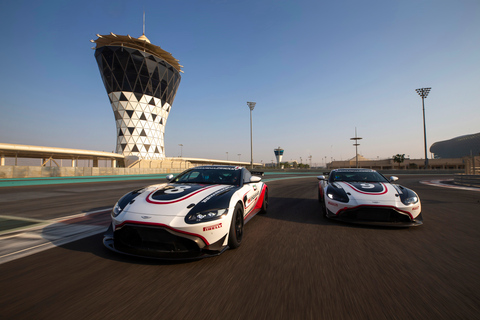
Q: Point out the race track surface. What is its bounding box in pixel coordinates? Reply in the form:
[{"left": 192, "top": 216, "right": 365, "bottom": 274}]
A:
[{"left": 0, "top": 174, "right": 479, "bottom": 319}]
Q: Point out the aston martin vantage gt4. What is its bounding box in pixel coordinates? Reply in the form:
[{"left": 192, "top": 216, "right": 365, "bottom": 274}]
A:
[
  {"left": 317, "top": 168, "right": 422, "bottom": 226},
  {"left": 104, "top": 166, "right": 268, "bottom": 259}
]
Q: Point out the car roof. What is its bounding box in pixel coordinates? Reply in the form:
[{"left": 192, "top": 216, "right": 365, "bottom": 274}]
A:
[
  {"left": 194, "top": 165, "right": 243, "bottom": 170},
  {"left": 332, "top": 168, "right": 376, "bottom": 173}
]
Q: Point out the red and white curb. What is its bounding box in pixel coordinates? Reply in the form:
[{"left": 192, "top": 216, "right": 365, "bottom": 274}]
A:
[{"left": 420, "top": 179, "right": 480, "bottom": 192}]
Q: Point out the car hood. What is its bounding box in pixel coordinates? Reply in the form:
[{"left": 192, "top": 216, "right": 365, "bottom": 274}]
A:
[
  {"left": 335, "top": 181, "right": 398, "bottom": 203},
  {"left": 121, "top": 183, "right": 239, "bottom": 217}
]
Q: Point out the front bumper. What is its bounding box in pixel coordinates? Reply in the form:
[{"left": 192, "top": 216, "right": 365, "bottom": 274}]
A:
[
  {"left": 103, "top": 223, "right": 228, "bottom": 260},
  {"left": 326, "top": 206, "right": 423, "bottom": 227}
]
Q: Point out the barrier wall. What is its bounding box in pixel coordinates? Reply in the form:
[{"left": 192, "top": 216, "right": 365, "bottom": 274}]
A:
[
  {"left": 0, "top": 158, "right": 195, "bottom": 179},
  {"left": 454, "top": 174, "right": 480, "bottom": 188},
  {"left": 0, "top": 166, "right": 187, "bottom": 179}
]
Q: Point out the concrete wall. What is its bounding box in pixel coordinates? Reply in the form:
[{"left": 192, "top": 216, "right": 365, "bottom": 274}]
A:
[
  {"left": 329, "top": 157, "right": 465, "bottom": 170},
  {"left": 0, "top": 166, "right": 187, "bottom": 179},
  {"left": 129, "top": 159, "right": 194, "bottom": 170}
]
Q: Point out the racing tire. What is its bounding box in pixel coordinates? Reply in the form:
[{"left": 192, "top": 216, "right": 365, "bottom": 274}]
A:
[
  {"left": 320, "top": 196, "right": 327, "bottom": 218},
  {"left": 259, "top": 189, "right": 268, "bottom": 214},
  {"left": 228, "top": 204, "right": 244, "bottom": 249}
]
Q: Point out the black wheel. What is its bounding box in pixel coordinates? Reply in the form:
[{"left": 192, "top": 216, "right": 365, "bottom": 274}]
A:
[
  {"left": 228, "top": 204, "right": 244, "bottom": 249},
  {"left": 259, "top": 189, "right": 268, "bottom": 214},
  {"left": 320, "top": 195, "right": 327, "bottom": 218},
  {"left": 318, "top": 188, "right": 323, "bottom": 203}
]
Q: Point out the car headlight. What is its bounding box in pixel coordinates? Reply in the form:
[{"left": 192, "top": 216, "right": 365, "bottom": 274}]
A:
[
  {"left": 112, "top": 203, "right": 123, "bottom": 217},
  {"left": 185, "top": 208, "right": 228, "bottom": 223},
  {"left": 398, "top": 187, "right": 419, "bottom": 206},
  {"left": 111, "top": 189, "right": 144, "bottom": 217},
  {"left": 326, "top": 185, "right": 349, "bottom": 203},
  {"left": 403, "top": 196, "right": 418, "bottom": 205}
]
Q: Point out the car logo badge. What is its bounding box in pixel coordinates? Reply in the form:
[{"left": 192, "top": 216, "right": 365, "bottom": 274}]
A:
[{"left": 141, "top": 215, "right": 152, "bottom": 219}]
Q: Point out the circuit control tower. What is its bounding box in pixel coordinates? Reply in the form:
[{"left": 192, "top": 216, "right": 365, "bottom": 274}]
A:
[
  {"left": 274, "top": 147, "right": 284, "bottom": 166},
  {"left": 91, "top": 32, "right": 183, "bottom": 160}
]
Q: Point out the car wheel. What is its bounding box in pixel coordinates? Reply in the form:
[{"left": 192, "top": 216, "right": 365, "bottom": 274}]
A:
[
  {"left": 320, "top": 196, "right": 327, "bottom": 218},
  {"left": 259, "top": 189, "right": 268, "bottom": 214},
  {"left": 228, "top": 204, "right": 244, "bottom": 249},
  {"left": 318, "top": 188, "right": 323, "bottom": 203}
]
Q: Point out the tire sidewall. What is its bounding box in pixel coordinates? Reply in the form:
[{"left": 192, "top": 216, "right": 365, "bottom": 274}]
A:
[
  {"left": 228, "top": 204, "right": 244, "bottom": 249},
  {"left": 259, "top": 188, "right": 268, "bottom": 214}
]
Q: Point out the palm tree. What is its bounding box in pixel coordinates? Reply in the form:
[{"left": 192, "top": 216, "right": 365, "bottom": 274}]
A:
[{"left": 393, "top": 154, "right": 405, "bottom": 169}]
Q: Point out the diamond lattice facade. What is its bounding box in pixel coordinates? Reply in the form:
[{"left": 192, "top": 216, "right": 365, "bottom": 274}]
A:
[{"left": 92, "top": 33, "right": 182, "bottom": 160}]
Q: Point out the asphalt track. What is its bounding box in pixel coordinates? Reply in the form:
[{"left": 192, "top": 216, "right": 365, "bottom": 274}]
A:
[{"left": 0, "top": 174, "right": 479, "bottom": 319}]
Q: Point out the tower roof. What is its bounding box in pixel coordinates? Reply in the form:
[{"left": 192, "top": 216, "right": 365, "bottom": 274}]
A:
[{"left": 91, "top": 33, "right": 183, "bottom": 73}]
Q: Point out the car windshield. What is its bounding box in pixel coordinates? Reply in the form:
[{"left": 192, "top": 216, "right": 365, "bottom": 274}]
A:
[
  {"left": 173, "top": 168, "right": 242, "bottom": 185},
  {"left": 332, "top": 171, "right": 389, "bottom": 183}
]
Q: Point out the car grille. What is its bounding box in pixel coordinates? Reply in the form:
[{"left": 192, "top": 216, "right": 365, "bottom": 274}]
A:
[
  {"left": 114, "top": 224, "right": 201, "bottom": 257},
  {"left": 339, "top": 207, "right": 412, "bottom": 223}
]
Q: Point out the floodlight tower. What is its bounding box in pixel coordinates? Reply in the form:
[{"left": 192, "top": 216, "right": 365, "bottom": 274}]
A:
[
  {"left": 350, "top": 128, "right": 362, "bottom": 168},
  {"left": 415, "top": 87, "right": 431, "bottom": 169},
  {"left": 247, "top": 102, "right": 256, "bottom": 168},
  {"left": 274, "top": 147, "right": 284, "bottom": 167}
]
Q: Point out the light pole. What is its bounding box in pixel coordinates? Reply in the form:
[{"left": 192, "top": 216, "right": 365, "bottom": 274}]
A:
[
  {"left": 238, "top": 154, "right": 241, "bottom": 161},
  {"left": 350, "top": 128, "right": 362, "bottom": 168},
  {"left": 247, "top": 101, "right": 256, "bottom": 169},
  {"left": 178, "top": 144, "right": 183, "bottom": 157},
  {"left": 415, "top": 87, "right": 431, "bottom": 169},
  {"left": 226, "top": 152, "right": 229, "bottom": 161}
]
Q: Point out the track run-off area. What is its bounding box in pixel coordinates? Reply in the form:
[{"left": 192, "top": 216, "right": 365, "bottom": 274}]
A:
[{"left": 0, "top": 173, "right": 479, "bottom": 319}]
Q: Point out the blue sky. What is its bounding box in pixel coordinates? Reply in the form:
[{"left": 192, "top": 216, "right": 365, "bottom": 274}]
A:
[{"left": 0, "top": 0, "right": 478, "bottom": 166}]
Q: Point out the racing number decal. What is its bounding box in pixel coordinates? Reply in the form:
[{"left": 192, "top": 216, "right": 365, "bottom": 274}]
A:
[
  {"left": 148, "top": 185, "right": 216, "bottom": 204},
  {"left": 346, "top": 182, "right": 388, "bottom": 195},
  {"left": 360, "top": 183, "right": 375, "bottom": 189},
  {"left": 164, "top": 186, "right": 191, "bottom": 194}
]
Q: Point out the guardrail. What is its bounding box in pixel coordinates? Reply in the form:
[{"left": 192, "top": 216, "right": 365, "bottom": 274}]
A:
[{"left": 454, "top": 174, "right": 480, "bottom": 188}]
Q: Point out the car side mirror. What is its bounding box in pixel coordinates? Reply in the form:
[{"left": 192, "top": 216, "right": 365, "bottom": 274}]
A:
[
  {"left": 166, "top": 174, "right": 174, "bottom": 181},
  {"left": 390, "top": 176, "right": 399, "bottom": 182},
  {"left": 317, "top": 175, "right": 326, "bottom": 180},
  {"left": 250, "top": 176, "right": 262, "bottom": 183}
]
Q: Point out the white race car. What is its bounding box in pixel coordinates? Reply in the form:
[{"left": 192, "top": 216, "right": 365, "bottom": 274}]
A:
[
  {"left": 104, "top": 166, "right": 268, "bottom": 259},
  {"left": 317, "top": 168, "right": 422, "bottom": 226}
]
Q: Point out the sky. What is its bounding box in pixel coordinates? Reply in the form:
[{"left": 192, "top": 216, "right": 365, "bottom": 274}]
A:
[{"left": 0, "top": 0, "right": 479, "bottom": 166}]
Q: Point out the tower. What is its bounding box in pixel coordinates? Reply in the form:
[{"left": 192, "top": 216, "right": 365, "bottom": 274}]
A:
[
  {"left": 274, "top": 147, "right": 284, "bottom": 166},
  {"left": 91, "top": 32, "right": 183, "bottom": 160}
]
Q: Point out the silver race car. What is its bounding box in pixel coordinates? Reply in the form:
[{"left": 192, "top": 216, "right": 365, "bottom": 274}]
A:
[
  {"left": 104, "top": 166, "right": 268, "bottom": 259},
  {"left": 317, "top": 168, "right": 422, "bottom": 226}
]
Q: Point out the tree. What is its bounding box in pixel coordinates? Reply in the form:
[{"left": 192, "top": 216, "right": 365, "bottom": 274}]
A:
[
  {"left": 281, "top": 162, "right": 291, "bottom": 169},
  {"left": 393, "top": 154, "right": 405, "bottom": 169}
]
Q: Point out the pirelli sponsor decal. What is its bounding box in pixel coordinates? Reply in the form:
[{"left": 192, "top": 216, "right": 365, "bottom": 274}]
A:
[
  {"left": 327, "top": 201, "right": 338, "bottom": 207},
  {"left": 203, "top": 223, "right": 222, "bottom": 232}
]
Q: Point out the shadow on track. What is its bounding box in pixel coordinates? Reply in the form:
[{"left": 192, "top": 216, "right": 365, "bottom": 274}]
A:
[
  {"left": 59, "top": 232, "right": 200, "bottom": 265},
  {"left": 265, "top": 196, "right": 413, "bottom": 230}
]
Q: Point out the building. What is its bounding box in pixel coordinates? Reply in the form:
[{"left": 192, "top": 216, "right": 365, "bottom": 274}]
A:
[
  {"left": 91, "top": 32, "right": 183, "bottom": 160},
  {"left": 430, "top": 132, "right": 480, "bottom": 158}
]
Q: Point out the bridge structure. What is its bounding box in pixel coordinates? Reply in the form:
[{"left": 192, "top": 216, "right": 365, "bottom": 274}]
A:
[{"left": 0, "top": 143, "right": 261, "bottom": 179}]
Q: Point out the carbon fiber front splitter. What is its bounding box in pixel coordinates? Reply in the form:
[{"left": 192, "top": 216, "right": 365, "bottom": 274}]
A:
[
  {"left": 103, "top": 224, "right": 229, "bottom": 260},
  {"left": 326, "top": 211, "right": 423, "bottom": 227}
]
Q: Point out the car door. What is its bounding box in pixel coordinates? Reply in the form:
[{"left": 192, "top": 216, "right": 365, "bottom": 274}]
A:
[{"left": 241, "top": 169, "right": 261, "bottom": 217}]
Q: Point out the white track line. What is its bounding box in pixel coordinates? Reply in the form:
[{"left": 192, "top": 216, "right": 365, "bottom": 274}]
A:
[{"left": 0, "top": 209, "right": 111, "bottom": 265}]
